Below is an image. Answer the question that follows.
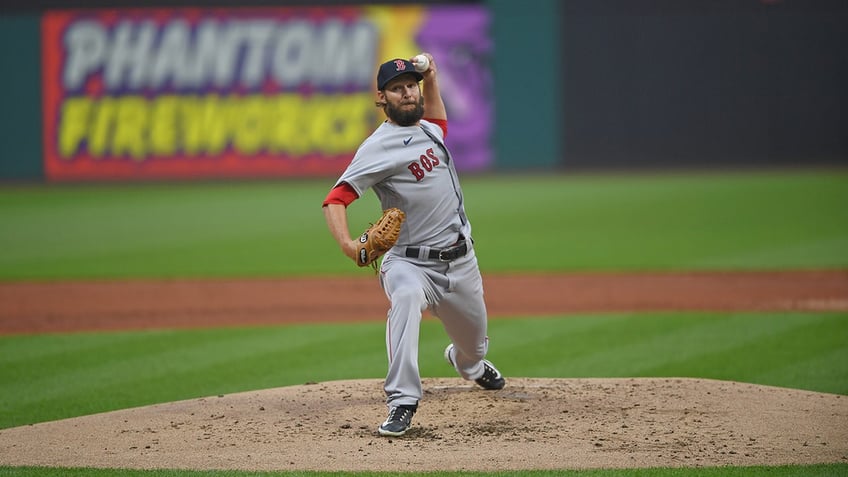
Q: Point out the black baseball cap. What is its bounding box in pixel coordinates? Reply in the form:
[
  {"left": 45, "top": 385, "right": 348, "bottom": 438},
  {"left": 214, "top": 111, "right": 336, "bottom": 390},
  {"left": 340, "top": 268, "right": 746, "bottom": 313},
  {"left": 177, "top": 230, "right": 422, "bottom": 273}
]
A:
[{"left": 377, "top": 58, "right": 424, "bottom": 90}]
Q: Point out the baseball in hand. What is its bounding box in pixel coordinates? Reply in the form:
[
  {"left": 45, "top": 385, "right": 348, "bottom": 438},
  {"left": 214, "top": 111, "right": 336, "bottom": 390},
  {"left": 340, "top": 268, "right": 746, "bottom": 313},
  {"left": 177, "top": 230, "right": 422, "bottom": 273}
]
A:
[{"left": 413, "top": 54, "right": 430, "bottom": 73}]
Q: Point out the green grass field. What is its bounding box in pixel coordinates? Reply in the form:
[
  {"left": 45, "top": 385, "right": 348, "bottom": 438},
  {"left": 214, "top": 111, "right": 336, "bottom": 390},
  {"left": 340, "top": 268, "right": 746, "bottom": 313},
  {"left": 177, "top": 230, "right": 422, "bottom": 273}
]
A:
[
  {"left": 1, "top": 170, "right": 847, "bottom": 476},
  {"left": 2, "top": 312, "right": 847, "bottom": 430},
  {"left": 1, "top": 170, "right": 846, "bottom": 279}
]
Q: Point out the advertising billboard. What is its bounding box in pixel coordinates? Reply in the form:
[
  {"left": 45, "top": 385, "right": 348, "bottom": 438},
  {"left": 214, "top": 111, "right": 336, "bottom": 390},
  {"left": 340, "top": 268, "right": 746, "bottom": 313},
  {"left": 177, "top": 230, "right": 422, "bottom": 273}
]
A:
[{"left": 41, "top": 6, "right": 492, "bottom": 181}]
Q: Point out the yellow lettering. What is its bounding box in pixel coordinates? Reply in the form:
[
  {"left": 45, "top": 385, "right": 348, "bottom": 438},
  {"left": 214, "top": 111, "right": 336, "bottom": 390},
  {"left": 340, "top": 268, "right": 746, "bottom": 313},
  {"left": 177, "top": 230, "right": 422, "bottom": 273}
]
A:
[
  {"left": 232, "top": 95, "right": 266, "bottom": 155},
  {"left": 112, "top": 96, "right": 148, "bottom": 160},
  {"left": 183, "top": 95, "right": 228, "bottom": 155},
  {"left": 55, "top": 92, "right": 374, "bottom": 161},
  {"left": 339, "top": 93, "right": 373, "bottom": 151},
  {"left": 150, "top": 95, "right": 179, "bottom": 156},
  {"left": 306, "top": 96, "right": 332, "bottom": 154},
  {"left": 58, "top": 97, "right": 92, "bottom": 158},
  {"left": 266, "top": 93, "right": 372, "bottom": 155},
  {"left": 269, "top": 95, "right": 309, "bottom": 154},
  {"left": 89, "top": 97, "right": 116, "bottom": 157},
  {"left": 306, "top": 94, "right": 373, "bottom": 154}
]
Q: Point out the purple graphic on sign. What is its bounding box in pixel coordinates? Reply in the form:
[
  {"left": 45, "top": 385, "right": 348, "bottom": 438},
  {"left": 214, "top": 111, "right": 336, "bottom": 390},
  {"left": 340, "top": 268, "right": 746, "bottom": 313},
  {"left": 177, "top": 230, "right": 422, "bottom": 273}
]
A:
[{"left": 419, "top": 7, "right": 493, "bottom": 172}]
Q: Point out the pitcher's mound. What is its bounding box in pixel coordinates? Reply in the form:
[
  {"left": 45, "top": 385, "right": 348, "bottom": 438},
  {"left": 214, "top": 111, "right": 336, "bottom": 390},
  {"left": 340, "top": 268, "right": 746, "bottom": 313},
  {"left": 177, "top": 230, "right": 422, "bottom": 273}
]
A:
[{"left": 1, "top": 378, "right": 846, "bottom": 472}]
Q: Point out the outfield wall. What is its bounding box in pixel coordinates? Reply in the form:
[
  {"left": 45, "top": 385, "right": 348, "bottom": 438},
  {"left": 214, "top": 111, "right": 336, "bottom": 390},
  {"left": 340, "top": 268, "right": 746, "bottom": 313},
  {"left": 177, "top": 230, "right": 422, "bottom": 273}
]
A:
[
  {"left": 1, "top": 0, "right": 845, "bottom": 181},
  {"left": 560, "top": 0, "right": 848, "bottom": 170}
]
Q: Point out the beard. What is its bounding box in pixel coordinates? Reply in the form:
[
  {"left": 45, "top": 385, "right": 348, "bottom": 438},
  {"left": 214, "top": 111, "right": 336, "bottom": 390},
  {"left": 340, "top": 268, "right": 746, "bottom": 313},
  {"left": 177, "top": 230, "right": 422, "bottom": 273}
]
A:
[{"left": 385, "top": 96, "right": 425, "bottom": 126}]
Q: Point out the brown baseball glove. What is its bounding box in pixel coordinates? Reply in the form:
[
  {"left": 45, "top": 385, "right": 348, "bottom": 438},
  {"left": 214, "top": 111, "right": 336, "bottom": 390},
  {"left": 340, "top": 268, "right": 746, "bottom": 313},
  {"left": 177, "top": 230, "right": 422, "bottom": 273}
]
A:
[{"left": 357, "top": 208, "right": 406, "bottom": 269}]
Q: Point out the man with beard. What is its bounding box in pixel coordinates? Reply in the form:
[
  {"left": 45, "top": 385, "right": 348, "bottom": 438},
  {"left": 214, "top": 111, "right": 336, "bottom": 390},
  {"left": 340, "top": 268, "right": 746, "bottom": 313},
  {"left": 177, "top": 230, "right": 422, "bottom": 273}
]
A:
[{"left": 322, "top": 54, "right": 505, "bottom": 437}]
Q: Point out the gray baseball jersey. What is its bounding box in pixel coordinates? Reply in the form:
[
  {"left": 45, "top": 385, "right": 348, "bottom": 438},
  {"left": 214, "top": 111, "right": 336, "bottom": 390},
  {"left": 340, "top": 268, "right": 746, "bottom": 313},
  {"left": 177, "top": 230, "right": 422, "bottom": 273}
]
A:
[
  {"left": 334, "top": 118, "right": 491, "bottom": 408},
  {"left": 335, "top": 119, "right": 471, "bottom": 250}
]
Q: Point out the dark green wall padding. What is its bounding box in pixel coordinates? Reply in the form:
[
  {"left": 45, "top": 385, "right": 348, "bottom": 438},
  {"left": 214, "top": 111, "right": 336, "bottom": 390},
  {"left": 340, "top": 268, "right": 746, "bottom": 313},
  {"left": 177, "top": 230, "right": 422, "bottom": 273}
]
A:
[{"left": 0, "top": 14, "right": 43, "bottom": 181}]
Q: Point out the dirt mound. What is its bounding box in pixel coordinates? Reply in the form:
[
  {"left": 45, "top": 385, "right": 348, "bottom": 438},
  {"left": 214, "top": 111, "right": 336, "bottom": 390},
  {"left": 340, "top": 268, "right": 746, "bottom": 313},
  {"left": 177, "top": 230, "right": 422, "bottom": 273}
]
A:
[{"left": 1, "top": 378, "right": 845, "bottom": 472}]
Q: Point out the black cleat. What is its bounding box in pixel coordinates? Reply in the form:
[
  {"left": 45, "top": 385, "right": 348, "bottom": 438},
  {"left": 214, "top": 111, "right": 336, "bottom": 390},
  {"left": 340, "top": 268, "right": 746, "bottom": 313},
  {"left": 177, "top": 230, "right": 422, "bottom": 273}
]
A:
[
  {"left": 445, "top": 344, "right": 506, "bottom": 390},
  {"left": 378, "top": 404, "right": 416, "bottom": 437},
  {"left": 475, "top": 360, "right": 506, "bottom": 390}
]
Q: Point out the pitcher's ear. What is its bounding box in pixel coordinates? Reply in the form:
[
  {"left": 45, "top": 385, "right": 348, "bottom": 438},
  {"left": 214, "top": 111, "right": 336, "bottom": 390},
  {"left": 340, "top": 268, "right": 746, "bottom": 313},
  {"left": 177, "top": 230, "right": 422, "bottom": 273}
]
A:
[{"left": 374, "top": 91, "right": 387, "bottom": 108}]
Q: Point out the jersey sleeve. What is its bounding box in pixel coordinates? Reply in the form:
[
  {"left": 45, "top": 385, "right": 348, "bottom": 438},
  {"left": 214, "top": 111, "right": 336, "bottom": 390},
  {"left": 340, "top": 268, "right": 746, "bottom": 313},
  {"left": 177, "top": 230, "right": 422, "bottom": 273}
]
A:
[
  {"left": 334, "top": 136, "right": 395, "bottom": 196},
  {"left": 423, "top": 118, "right": 448, "bottom": 138}
]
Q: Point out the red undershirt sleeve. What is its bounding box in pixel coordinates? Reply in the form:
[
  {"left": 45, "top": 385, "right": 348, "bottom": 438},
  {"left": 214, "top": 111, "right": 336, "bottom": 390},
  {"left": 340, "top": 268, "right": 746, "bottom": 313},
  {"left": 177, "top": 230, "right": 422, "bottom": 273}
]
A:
[
  {"left": 322, "top": 182, "right": 359, "bottom": 207},
  {"left": 424, "top": 118, "right": 448, "bottom": 138}
]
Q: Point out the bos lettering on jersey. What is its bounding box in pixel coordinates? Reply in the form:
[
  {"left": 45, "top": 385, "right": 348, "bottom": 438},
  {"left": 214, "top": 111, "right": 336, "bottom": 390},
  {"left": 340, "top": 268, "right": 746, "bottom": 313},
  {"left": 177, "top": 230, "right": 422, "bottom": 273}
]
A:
[{"left": 407, "top": 148, "right": 441, "bottom": 181}]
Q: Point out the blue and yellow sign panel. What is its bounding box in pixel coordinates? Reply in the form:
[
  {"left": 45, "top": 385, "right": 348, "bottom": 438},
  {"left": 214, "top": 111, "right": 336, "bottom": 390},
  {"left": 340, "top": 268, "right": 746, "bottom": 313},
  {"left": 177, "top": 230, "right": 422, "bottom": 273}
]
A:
[{"left": 42, "top": 6, "right": 492, "bottom": 181}]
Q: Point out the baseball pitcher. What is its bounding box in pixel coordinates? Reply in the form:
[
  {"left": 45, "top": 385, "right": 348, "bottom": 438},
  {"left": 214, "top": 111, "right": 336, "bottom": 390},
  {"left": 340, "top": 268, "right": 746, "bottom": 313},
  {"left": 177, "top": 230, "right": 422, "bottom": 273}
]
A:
[{"left": 322, "top": 53, "right": 505, "bottom": 437}]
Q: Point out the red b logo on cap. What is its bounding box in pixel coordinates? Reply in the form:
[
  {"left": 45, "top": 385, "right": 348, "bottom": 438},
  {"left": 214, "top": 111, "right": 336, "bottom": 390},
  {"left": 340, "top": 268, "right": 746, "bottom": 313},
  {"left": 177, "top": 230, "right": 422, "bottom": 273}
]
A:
[{"left": 394, "top": 59, "right": 406, "bottom": 71}]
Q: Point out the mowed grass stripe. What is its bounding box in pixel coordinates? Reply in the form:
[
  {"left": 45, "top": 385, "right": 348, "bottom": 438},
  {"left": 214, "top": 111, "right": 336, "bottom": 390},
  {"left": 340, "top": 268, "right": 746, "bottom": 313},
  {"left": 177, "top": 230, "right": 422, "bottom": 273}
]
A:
[
  {"left": 695, "top": 236, "right": 848, "bottom": 269},
  {"left": 756, "top": 345, "right": 848, "bottom": 395},
  {"left": 665, "top": 313, "right": 848, "bottom": 393},
  {"left": 0, "top": 180, "right": 372, "bottom": 279},
  {"left": 3, "top": 313, "right": 847, "bottom": 430},
  {"left": 680, "top": 315, "right": 848, "bottom": 394},
  {"left": 2, "top": 171, "right": 847, "bottom": 279},
  {"left": 8, "top": 323, "right": 385, "bottom": 387},
  {"left": 466, "top": 313, "right": 848, "bottom": 396},
  {"left": 512, "top": 314, "right": 751, "bottom": 377},
  {"left": 466, "top": 171, "right": 848, "bottom": 272},
  {"left": 0, "top": 324, "right": 388, "bottom": 428}
]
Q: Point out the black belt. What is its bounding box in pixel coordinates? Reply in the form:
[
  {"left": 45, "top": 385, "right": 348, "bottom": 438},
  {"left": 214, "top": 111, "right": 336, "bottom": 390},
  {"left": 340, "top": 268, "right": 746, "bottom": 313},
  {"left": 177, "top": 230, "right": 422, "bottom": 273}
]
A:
[{"left": 405, "top": 241, "right": 468, "bottom": 262}]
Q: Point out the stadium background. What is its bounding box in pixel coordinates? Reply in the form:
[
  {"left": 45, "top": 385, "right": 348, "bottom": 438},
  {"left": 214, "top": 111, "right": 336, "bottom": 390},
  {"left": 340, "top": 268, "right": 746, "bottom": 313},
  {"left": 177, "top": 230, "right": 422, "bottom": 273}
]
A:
[
  {"left": 1, "top": 1, "right": 847, "bottom": 474},
  {"left": 1, "top": 0, "right": 845, "bottom": 182}
]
